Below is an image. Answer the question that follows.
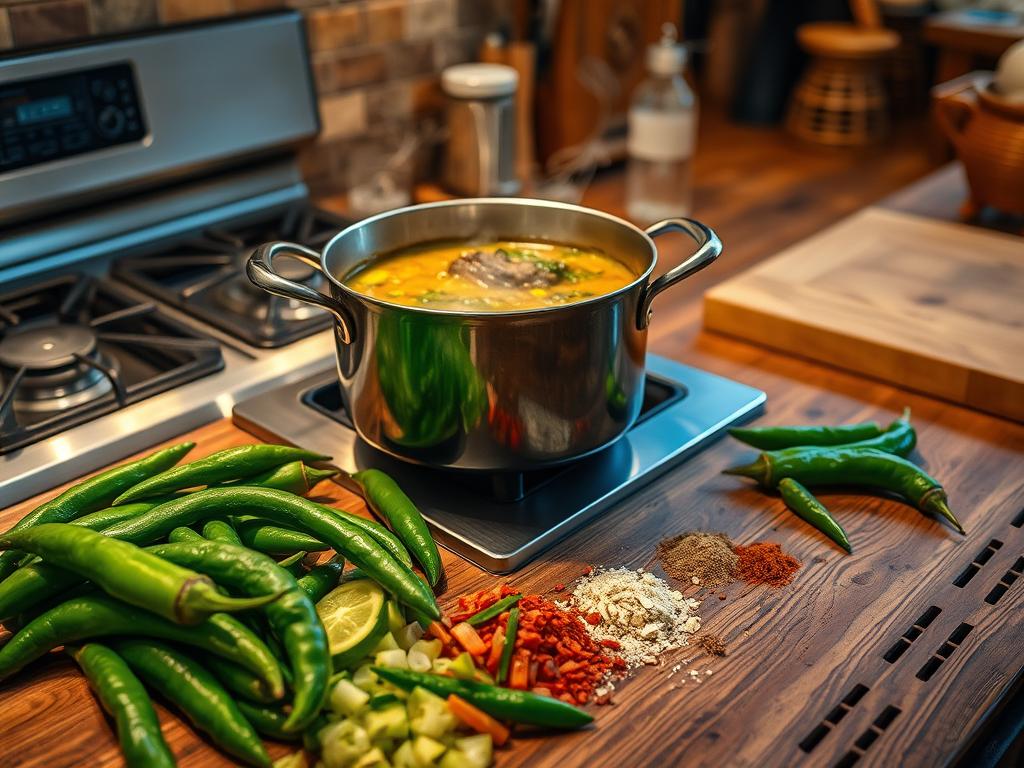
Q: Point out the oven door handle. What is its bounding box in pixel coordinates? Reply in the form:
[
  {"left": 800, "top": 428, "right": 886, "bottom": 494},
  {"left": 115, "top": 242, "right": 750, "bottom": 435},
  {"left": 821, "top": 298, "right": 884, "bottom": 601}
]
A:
[
  {"left": 246, "top": 241, "right": 357, "bottom": 344},
  {"left": 637, "top": 218, "right": 722, "bottom": 330}
]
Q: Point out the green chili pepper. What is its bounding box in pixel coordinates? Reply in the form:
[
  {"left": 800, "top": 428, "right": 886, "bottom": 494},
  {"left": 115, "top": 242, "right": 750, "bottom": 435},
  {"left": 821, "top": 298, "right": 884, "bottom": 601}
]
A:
[
  {"left": 235, "top": 700, "right": 300, "bottom": 742},
  {"left": 466, "top": 594, "right": 522, "bottom": 626},
  {"left": 777, "top": 478, "right": 851, "bottom": 553},
  {"left": 146, "top": 539, "right": 329, "bottom": 731},
  {"left": 167, "top": 526, "right": 204, "bottom": 543},
  {"left": 202, "top": 519, "right": 242, "bottom": 545},
  {"left": 277, "top": 551, "right": 308, "bottom": 577},
  {"left": 497, "top": 606, "right": 519, "bottom": 684},
  {"left": 67, "top": 643, "right": 176, "bottom": 768},
  {"left": 100, "top": 487, "right": 440, "bottom": 619},
  {"left": 208, "top": 658, "right": 281, "bottom": 704},
  {"left": 221, "top": 461, "right": 336, "bottom": 495},
  {"left": 0, "top": 524, "right": 280, "bottom": 624},
  {"left": 235, "top": 519, "right": 330, "bottom": 555},
  {"left": 113, "top": 444, "right": 330, "bottom": 505},
  {"left": 0, "top": 442, "right": 195, "bottom": 580},
  {"left": 729, "top": 420, "right": 883, "bottom": 451},
  {"left": 351, "top": 469, "right": 444, "bottom": 587},
  {"left": 372, "top": 667, "right": 592, "bottom": 729},
  {"left": 296, "top": 558, "right": 344, "bottom": 602},
  {"left": 113, "top": 639, "right": 271, "bottom": 767},
  {"left": 0, "top": 593, "right": 284, "bottom": 695},
  {"left": 71, "top": 501, "right": 166, "bottom": 530},
  {"left": 315, "top": 505, "right": 414, "bottom": 569},
  {"left": 840, "top": 407, "right": 915, "bottom": 457},
  {"left": 725, "top": 446, "right": 964, "bottom": 533}
]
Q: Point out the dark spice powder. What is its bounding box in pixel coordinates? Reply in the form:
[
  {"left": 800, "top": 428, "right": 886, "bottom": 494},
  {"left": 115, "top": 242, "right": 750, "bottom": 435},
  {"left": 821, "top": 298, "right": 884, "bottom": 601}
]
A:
[
  {"left": 657, "top": 531, "right": 738, "bottom": 588},
  {"left": 694, "top": 633, "right": 728, "bottom": 657},
  {"left": 734, "top": 542, "right": 802, "bottom": 587}
]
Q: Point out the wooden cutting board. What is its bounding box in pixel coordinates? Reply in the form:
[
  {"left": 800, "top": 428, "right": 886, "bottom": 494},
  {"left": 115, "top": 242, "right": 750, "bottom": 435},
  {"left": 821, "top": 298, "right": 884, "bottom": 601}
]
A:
[{"left": 703, "top": 207, "right": 1024, "bottom": 421}]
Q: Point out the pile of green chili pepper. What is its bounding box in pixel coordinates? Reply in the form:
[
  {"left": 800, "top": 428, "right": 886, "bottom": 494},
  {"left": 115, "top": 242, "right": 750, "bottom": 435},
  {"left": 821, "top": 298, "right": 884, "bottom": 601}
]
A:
[
  {"left": 0, "top": 440, "right": 450, "bottom": 767},
  {"left": 724, "top": 408, "right": 965, "bottom": 553}
]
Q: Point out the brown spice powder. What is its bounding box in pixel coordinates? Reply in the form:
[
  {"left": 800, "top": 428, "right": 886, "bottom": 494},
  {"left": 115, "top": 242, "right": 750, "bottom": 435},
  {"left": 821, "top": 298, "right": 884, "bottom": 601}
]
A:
[
  {"left": 695, "top": 633, "right": 728, "bottom": 657},
  {"left": 734, "top": 542, "right": 801, "bottom": 587},
  {"left": 657, "top": 532, "right": 739, "bottom": 588}
]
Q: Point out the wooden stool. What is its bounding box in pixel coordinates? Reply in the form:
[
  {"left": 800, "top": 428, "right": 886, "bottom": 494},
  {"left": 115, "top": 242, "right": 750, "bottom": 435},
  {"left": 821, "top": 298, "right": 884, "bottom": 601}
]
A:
[{"left": 788, "top": 21, "right": 900, "bottom": 146}]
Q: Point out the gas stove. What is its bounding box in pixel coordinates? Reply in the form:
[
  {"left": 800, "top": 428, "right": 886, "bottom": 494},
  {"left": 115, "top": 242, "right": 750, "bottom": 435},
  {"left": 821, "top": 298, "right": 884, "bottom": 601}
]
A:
[{"left": 233, "top": 355, "right": 765, "bottom": 572}]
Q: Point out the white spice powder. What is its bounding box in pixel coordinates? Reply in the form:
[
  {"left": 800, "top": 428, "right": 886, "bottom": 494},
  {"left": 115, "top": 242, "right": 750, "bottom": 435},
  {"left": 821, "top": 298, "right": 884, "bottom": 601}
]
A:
[{"left": 566, "top": 567, "right": 701, "bottom": 668}]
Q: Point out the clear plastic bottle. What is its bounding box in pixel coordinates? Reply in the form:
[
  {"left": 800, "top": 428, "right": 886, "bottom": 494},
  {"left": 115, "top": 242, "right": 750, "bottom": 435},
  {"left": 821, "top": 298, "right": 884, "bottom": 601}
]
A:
[{"left": 626, "top": 24, "right": 697, "bottom": 221}]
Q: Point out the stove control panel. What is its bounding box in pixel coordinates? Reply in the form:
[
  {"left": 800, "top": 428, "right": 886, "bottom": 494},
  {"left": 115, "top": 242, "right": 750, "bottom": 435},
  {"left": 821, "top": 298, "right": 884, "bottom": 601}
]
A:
[{"left": 1, "top": 62, "right": 146, "bottom": 174}]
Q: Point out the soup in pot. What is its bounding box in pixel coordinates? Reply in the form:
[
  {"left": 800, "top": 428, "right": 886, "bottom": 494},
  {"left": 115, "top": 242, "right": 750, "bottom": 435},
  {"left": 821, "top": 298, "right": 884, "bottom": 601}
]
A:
[{"left": 344, "top": 241, "right": 636, "bottom": 311}]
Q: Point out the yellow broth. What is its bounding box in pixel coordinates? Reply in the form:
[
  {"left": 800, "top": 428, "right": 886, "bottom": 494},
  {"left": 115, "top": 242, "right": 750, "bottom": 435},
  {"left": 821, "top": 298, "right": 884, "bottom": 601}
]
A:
[{"left": 344, "top": 241, "right": 637, "bottom": 311}]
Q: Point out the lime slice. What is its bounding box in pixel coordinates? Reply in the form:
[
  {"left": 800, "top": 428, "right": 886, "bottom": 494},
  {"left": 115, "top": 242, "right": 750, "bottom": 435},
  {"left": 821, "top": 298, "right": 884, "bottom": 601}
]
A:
[{"left": 316, "top": 580, "right": 389, "bottom": 670}]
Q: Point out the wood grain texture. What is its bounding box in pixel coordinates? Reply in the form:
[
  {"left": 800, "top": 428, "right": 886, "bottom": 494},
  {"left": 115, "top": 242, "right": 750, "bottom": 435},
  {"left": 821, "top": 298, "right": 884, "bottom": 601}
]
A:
[
  {"left": 4, "top": 123, "right": 1024, "bottom": 767},
  {"left": 704, "top": 207, "right": 1024, "bottom": 421}
]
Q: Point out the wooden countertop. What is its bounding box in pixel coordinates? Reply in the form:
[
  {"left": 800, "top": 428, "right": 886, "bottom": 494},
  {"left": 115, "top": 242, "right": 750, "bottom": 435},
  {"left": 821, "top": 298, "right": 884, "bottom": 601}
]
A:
[{"left": 3, "top": 122, "right": 1024, "bottom": 767}]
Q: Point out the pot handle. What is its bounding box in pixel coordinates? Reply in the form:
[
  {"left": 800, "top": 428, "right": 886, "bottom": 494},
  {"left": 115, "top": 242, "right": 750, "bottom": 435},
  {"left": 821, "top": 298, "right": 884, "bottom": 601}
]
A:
[
  {"left": 247, "top": 241, "right": 357, "bottom": 344},
  {"left": 637, "top": 217, "right": 722, "bottom": 329}
]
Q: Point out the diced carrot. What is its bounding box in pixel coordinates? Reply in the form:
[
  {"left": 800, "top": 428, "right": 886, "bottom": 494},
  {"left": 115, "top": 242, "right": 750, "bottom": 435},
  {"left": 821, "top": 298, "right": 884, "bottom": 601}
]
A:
[
  {"left": 532, "top": 687, "right": 552, "bottom": 697},
  {"left": 486, "top": 628, "right": 505, "bottom": 672},
  {"left": 509, "top": 654, "right": 530, "bottom": 690},
  {"left": 451, "top": 622, "right": 488, "bottom": 656},
  {"left": 447, "top": 694, "right": 511, "bottom": 746},
  {"left": 427, "top": 621, "right": 453, "bottom": 646},
  {"left": 528, "top": 660, "right": 538, "bottom": 687}
]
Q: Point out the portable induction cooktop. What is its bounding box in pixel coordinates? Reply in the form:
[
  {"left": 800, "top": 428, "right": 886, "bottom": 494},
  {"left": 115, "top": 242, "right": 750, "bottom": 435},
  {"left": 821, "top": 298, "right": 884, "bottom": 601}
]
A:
[{"left": 232, "top": 355, "right": 765, "bottom": 572}]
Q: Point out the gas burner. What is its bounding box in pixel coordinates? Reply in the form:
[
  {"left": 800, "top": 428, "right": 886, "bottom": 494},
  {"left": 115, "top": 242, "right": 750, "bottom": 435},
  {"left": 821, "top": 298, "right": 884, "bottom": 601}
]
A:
[
  {"left": 0, "top": 276, "right": 223, "bottom": 455},
  {"left": 112, "top": 205, "right": 351, "bottom": 347},
  {"left": 0, "top": 325, "right": 118, "bottom": 413},
  {"left": 214, "top": 257, "right": 325, "bottom": 323}
]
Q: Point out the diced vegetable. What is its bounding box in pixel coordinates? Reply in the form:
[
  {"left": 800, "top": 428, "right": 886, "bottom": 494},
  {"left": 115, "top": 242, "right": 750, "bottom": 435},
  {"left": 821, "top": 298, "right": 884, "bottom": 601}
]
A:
[
  {"left": 353, "top": 746, "right": 389, "bottom": 768},
  {"left": 376, "top": 649, "right": 410, "bottom": 670},
  {"left": 369, "top": 693, "right": 401, "bottom": 709},
  {"left": 331, "top": 679, "right": 371, "bottom": 717},
  {"left": 450, "top": 623, "right": 487, "bottom": 656},
  {"left": 432, "top": 658, "right": 454, "bottom": 675},
  {"left": 426, "top": 621, "right": 453, "bottom": 646},
  {"left": 439, "top": 750, "right": 476, "bottom": 768},
  {"left": 485, "top": 628, "right": 504, "bottom": 673},
  {"left": 391, "top": 741, "right": 416, "bottom": 768},
  {"left": 449, "top": 652, "right": 478, "bottom": 682},
  {"left": 388, "top": 601, "right": 406, "bottom": 635},
  {"left": 413, "top": 735, "right": 447, "bottom": 766},
  {"left": 273, "top": 753, "right": 308, "bottom": 768},
  {"left": 408, "top": 686, "right": 457, "bottom": 739},
  {"left": 397, "top": 621, "right": 425, "bottom": 651},
  {"left": 410, "top": 638, "right": 443, "bottom": 662},
  {"left": 509, "top": 654, "right": 529, "bottom": 690},
  {"left": 374, "top": 633, "right": 401, "bottom": 653},
  {"left": 407, "top": 650, "right": 432, "bottom": 673},
  {"left": 320, "top": 720, "right": 371, "bottom": 768},
  {"left": 455, "top": 735, "right": 493, "bottom": 768},
  {"left": 353, "top": 664, "right": 378, "bottom": 691},
  {"left": 364, "top": 703, "right": 409, "bottom": 741},
  {"left": 446, "top": 695, "right": 510, "bottom": 746}
]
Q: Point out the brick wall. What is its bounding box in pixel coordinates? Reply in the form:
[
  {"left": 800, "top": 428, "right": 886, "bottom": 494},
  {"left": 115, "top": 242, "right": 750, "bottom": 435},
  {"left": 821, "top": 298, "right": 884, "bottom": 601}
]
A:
[{"left": 0, "top": 0, "right": 498, "bottom": 192}]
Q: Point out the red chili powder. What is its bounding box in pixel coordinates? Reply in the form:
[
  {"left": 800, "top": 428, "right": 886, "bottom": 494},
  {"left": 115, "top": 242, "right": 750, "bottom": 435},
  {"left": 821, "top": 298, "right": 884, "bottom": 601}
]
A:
[{"left": 734, "top": 542, "right": 802, "bottom": 587}]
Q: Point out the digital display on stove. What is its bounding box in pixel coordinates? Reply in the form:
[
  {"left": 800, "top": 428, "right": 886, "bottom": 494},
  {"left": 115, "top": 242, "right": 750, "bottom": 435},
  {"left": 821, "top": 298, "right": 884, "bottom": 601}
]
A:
[{"left": 0, "top": 62, "right": 147, "bottom": 174}]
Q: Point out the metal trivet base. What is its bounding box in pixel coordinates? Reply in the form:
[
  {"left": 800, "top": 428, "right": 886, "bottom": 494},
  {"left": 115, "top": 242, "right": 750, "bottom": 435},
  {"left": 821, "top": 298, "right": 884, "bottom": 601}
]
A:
[{"left": 233, "top": 355, "right": 765, "bottom": 573}]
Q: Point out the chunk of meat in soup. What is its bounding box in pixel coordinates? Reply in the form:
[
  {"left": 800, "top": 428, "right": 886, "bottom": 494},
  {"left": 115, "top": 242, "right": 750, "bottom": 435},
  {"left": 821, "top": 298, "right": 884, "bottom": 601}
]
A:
[{"left": 448, "top": 249, "right": 559, "bottom": 289}]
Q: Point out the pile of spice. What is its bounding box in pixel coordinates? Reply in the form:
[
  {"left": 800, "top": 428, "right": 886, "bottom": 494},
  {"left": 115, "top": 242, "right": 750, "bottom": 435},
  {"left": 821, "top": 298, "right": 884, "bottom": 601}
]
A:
[
  {"left": 446, "top": 585, "right": 625, "bottom": 705},
  {"left": 657, "top": 531, "right": 739, "bottom": 587},
  {"left": 657, "top": 530, "right": 803, "bottom": 590},
  {"left": 734, "top": 541, "right": 802, "bottom": 587},
  {"left": 565, "top": 568, "right": 701, "bottom": 668},
  {"left": 694, "top": 633, "right": 728, "bottom": 657}
]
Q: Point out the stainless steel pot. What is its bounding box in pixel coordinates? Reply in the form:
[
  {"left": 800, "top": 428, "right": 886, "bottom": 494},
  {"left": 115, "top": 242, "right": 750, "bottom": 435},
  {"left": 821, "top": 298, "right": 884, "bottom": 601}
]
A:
[{"left": 247, "top": 199, "right": 720, "bottom": 472}]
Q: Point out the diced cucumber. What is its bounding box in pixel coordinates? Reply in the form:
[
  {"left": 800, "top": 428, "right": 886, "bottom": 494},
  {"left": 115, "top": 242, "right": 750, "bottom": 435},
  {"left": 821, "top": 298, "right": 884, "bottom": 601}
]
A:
[
  {"left": 391, "top": 741, "right": 416, "bottom": 768},
  {"left": 375, "top": 648, "right": 410, "bottom": 670},
  {"left": 273, "top": 752, "right": 309, "bottom": 768},
  {"left": 431, "top": 658, "right": 453, "bottom": 674},
  {"left": 407, "top": 686, "right": 457, "bottom": 739},
  {"left": 353, "top": 664, "right": 379, "bottom": 691},
  {"left": 364, "top": 703, "right": 410, "bottom": 742},
  {"left": 410, "top": 639, "right": 443, "bottom": 662},
  {"left": 397, "top": 622, "right": 425, "bottom": 650},
  {"left": 320, "top": 720, "right": 371, "bottom": 768},
  {"left": 353, "top": 747, "right": 390, "bottom": 768},
  {"left": 331, "top": 679, "right": 371, "bottom": 717},
  {"left": 407, "top": 650, "right": 432, "bottom": 673},
  {"left": 454, "top": 735, "right": 493, "bottom": 768},
  {"left": 388, "top": 601, "right": 406, "bottom": 635},
  {"left": 374, "top": 633, "right": 401, "bottom": 653},
  {"left": 449, "top": 652, "right": 477, "bottom": 681},
  {"left": 412, "top": 735, "right": 446, "bottom": 766},
  {"left": 438, "top": 750, "right": 476, "bottom": 768}
]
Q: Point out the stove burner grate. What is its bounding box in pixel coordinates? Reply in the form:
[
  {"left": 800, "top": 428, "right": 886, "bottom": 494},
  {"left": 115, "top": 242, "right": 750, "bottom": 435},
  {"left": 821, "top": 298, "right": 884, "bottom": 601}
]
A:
[
  {"left": 112, "top": 205, "right": 350, "bottom": 347},
  {"left": 0, "top": 276, "right": 224, "bottom": 454}
]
